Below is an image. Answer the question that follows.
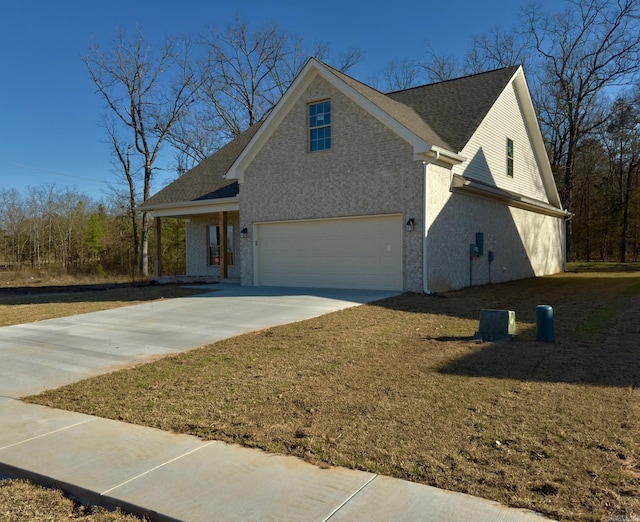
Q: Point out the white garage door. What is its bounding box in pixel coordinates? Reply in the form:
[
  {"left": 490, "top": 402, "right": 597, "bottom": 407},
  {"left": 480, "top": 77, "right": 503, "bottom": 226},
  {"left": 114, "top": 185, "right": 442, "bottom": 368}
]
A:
[{"left": 255, "top": 215, "right": 403, "bottom": 291}]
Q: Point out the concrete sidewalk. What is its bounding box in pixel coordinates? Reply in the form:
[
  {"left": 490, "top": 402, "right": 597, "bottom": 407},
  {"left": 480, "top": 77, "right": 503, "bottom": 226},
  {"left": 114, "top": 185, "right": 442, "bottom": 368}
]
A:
[
  {"left": 0, "top": 398, "right": 549, "bottom": 521},
  {"left": 0, "top": 284, "right": 552, "bottom": 521}
]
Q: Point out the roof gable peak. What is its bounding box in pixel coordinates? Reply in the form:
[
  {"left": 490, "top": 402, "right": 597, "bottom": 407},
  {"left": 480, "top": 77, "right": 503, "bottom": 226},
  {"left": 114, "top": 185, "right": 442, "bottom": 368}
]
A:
[{"left": 386, "top": 65, "right": 522, "bottom": 152}]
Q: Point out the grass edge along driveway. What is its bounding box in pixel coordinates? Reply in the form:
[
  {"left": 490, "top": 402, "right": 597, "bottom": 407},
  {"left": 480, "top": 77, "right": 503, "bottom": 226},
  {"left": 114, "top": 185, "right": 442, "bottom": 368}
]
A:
[{"left": 23, "top": 269, "right": 640, "bottom": 521}]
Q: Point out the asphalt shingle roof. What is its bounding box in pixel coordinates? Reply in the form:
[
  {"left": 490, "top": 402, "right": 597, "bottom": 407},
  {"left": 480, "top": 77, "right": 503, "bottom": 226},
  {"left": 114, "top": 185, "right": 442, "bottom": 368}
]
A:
[
  {"left": 140, "top": 122, "right": 262, "bottom": 208},
  {"left": 142, "top": 63, "right": 519, "bottom": 207},
  {"left": 325, "top": 64, "right": 451, "bottom": 150},
  {"left": 386, "top": 66, "right": 520, "bottom": 153}
]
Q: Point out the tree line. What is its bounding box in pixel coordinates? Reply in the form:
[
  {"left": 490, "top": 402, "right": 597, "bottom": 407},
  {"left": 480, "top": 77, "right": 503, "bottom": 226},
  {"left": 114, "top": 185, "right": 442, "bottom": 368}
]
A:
[
  {"left": 378, "top": 0, "right": 640, "bottom": 262},
  {"left": 2, "top": 0, "right": 640, "bottom": 277},
  {"left": 0, "top": 184, "right": 186, "bottom": 277}
]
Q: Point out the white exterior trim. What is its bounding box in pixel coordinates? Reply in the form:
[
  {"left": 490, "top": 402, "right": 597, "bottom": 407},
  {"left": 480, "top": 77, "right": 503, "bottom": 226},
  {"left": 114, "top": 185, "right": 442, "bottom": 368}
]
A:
[
  {"left": 227, "top": 59, "right": 462, "bottom": 183},
  {"left": 451, "top": 174, "right": 571, "bottom": 218},
  {"left": 143, "top": 197, "right": 239, "bottom": 218},
  {"left": 509, "top": 68, "right": 563, "bottom": 209}
]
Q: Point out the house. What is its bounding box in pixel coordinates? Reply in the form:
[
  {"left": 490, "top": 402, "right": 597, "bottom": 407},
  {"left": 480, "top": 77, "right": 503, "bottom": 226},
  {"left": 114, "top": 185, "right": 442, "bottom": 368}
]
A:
[{"left": 141, "top": 58, "right": 569, "bottom": 293}]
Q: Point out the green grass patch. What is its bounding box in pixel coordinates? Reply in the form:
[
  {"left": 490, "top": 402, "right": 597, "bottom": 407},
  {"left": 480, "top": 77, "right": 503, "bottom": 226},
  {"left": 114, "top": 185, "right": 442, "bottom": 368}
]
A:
[
  {"left": 567, "top": 261, "right": 640, "bottom": 272},
  {"left": 574, "top": 277, "right": 640, "bottom": 339}
]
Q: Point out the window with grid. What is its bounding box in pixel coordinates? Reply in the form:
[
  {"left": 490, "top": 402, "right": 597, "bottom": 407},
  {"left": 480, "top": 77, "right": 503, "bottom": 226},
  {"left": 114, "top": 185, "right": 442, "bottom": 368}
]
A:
[
  {"left": 309, "top": 100, "right": 331, "bottom": 152},
  {"left": 506, "top": 138, "right": 514, "bottom": 177}
]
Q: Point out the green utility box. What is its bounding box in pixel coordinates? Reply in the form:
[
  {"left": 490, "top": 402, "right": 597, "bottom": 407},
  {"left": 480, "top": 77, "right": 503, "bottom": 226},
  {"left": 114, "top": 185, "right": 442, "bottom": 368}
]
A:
[{"left": 473, "top": 309, "right": 516, "bottom": 342}]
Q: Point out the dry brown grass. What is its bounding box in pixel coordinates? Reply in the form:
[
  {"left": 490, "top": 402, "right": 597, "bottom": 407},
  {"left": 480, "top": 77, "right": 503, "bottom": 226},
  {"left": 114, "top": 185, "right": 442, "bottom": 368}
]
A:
[
  {"left": 0, "top": 284, "right": 208, "bottom": 327},
  {"left": 21, "top": 269, "right": 640, "bottom": 521},
  {"left": 0, "top": 479, "right": 141, "bottom": 521},
  {"left": 0, "top": 270, "right": 138, "bottom": 288}
]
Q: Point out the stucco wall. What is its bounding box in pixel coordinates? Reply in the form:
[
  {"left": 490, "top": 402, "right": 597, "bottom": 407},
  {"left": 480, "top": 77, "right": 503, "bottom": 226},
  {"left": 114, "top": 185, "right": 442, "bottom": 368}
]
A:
[
  {"left": 239, "top": 74, "right": 425, "bottom": 292},
  {"left": 186, "top": 212, "right": 240, "bottom": 278}
]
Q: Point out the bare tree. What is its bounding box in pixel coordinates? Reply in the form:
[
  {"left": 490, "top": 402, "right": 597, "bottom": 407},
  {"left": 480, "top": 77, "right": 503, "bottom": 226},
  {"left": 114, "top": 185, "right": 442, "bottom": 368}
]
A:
[
  {"left": 602, "top": 95, "right": 640, "bottom": 262},
  {"left": 0, "top": 188, "right": 27, "bottom": 268},
  {"left": 103, "top": 114, "right": 140, "bottom": 271},
  {"left": 523, "top": 0, "right": 640, "bottom": 259},
  {"left": 464, "top": 26, "right": 529, "bottom": 74},
  {"left": 83, "top": 29, "right": 201, "bottom": 276},
  {"left": 377, "top": 58, "right": 424, "bottom": 91},
  {"left": 421, "top": 45, "right": 461, "bottom": 83},
  {"left": 166, "top": 112, "right": 225, "bottom": 176},
  {"left": 193, "top": 18, "right": 362, "bottom": 145}
]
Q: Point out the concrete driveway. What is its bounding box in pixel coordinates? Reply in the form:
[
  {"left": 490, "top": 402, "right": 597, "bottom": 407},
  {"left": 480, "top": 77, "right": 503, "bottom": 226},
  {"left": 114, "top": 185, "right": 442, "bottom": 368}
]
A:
[
  {"left": 0, "top": 284, "right": 551, "bottom": 521},
  {"left": 0, "top": 284, "right": 398, "bottom": 398}
]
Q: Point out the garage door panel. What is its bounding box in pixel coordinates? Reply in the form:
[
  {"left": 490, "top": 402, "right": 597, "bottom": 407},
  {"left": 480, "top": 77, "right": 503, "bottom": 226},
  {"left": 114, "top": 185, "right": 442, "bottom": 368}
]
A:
[{"left": 256, "top": 215, "right": 403, "bottom": 291}]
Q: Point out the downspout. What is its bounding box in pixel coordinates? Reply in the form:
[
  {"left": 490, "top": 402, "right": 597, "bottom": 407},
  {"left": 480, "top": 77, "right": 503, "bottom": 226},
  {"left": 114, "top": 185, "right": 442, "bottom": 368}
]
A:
[{"left": 422, "top": 151, "right": 440, "bottom": 295}]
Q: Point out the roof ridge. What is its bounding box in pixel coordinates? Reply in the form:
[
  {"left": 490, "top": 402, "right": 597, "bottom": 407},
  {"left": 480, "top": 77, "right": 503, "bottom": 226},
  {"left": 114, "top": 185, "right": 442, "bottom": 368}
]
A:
[
  {"left": 386, "top": 65, "right": 521, "bottom": 151},
  {"left": 318, "top": 60, "right": 388, "bottom": 96},
  {"left": 385, "top": 64, "right": 521, "bottom": 95}
]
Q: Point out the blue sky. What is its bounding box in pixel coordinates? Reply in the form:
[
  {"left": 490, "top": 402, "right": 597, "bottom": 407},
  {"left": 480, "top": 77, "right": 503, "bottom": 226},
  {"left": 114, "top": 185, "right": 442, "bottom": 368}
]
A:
[{"left": 0, "top": 0, "right": 548, "bottom": 202}]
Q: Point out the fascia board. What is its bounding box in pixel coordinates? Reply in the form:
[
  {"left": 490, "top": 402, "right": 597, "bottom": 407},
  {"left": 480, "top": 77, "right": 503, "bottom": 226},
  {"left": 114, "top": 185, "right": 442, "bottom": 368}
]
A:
[
  {"left": 452, "top": 174, "right": 570, "bottom": 218},
  {"left": 414, "top": 146, "right": 465, "bottom": 166},
  {"left": 227, "top": 58, "right": 455, "bottom": 180},
  {"left": 141, "top": 197, "right": 239, "bottom": 217},
  {"left": 510, "top": 67, "right": 564, "bottom": 210}
]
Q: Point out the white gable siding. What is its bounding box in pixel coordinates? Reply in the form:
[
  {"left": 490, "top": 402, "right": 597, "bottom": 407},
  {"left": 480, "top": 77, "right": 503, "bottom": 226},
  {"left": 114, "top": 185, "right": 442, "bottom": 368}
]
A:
[{"left": 457, "top": 81, "right": 549, "bottom": 203}]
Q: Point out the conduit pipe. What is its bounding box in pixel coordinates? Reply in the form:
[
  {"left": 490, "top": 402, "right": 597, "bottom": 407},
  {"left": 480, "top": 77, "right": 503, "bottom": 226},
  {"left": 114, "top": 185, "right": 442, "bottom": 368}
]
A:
[{"left": 422, "top": 151, "right": 440, "bottom": 295}]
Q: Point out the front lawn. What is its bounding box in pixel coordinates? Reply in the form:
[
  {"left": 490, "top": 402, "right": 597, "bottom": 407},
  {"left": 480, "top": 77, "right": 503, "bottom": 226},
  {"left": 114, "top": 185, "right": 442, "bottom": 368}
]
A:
[
  {"left": 27, "top": 271, "right": 640, "bottom": 521},
  {"left": 0, "top": 283, "right": 207, "bottom": 327}
]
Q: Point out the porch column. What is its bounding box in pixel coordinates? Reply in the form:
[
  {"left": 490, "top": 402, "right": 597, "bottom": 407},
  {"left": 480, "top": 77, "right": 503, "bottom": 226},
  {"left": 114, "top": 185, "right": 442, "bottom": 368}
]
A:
[
  {"left": 154, "top": 216, "right": 162, "bottom": 278},
  {"left": 219, "top": 211, "right": 228, "bottom": 279}
]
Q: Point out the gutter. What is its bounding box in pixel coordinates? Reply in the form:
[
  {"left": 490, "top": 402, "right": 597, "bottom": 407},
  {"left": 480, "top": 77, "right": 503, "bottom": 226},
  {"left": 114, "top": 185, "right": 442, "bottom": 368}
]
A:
[{"left": 451, "top": 175, "right": 571, "bottom": 218}]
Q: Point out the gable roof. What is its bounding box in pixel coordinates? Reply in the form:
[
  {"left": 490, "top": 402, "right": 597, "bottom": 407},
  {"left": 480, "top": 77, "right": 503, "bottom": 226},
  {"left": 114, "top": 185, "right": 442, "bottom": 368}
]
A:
[
  {"left": 227, "top": 58, "right": 468, "bottom": 181},
  {"left": 140, "top": 122, "right": 262, "bottom": 210},
  {"left": 386, "top": 65, "right": 520, "bottom": 153},
  {"left": 324, "top": 63, "right": 452, "bottom": 150},
  {"left": 143, "top": 60, "right": 557, "bottom": 212}
]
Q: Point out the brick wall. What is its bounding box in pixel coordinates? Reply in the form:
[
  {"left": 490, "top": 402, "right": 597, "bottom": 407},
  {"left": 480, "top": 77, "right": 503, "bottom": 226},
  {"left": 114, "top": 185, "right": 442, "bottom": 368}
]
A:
[
  {"left": 186, "top": 212, "right": 240, "bottom": 278},
  {"left": 239, "top": 75, "right": 425, "bottom": 292},
  {"left": 426, "top": 169, "right": 564, "bottom": 292},
  {"left": 233, "top": 72, "right": 563, "bottom": 293}
]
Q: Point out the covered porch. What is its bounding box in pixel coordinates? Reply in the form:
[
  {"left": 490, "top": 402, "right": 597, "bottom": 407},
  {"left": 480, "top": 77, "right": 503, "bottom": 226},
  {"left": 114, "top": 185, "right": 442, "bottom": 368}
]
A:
[{"left": 147, "top": 198, "right": 241, "bottom": 282}]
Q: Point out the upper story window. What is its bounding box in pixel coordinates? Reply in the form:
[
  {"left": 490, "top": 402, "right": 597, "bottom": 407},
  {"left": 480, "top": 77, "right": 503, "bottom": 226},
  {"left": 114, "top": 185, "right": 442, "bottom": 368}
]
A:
[
  {"left": 506, "top": 138, "right": 514, "bottom": 177},
  {"left": 309, "top": 100, "right": 331, "bottom": 152}
]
